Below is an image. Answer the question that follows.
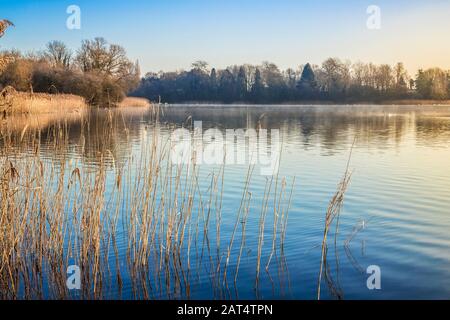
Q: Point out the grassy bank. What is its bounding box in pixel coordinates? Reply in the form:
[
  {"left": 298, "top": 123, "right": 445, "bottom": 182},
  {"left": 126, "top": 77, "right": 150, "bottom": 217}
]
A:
[
  {"left": 1, "top": 89, "right": 87, "bottom": 115},
  {"left": 167, "top": 99, "right": 450, "bottom": 106},
  {"left": 117, "top": 96, "right": 151, "bottom": 108}
]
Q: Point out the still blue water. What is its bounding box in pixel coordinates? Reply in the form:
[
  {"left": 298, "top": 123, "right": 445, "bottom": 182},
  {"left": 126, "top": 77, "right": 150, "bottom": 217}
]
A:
[{"left": 15, "top": 105, "right": 450, "bottom": 299}]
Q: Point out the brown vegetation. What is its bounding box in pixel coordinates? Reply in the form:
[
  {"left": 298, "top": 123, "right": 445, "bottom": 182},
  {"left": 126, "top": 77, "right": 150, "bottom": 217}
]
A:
[
  {"left": 117, "top": 97, "right": 151, "bottom": 108},
  {"left": 1, "top": 86, "right": 87, "bottom": 116},
  {"left": 1, "top": 36, "right": 140, "bottom": 107},
  {"left": 0, "top": 109, "right": 295, "bottom": 299}
]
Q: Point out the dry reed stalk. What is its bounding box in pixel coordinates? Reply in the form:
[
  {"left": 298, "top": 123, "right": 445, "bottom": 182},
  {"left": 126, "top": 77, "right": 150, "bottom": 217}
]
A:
[
  {"left": 316, "top": 139, "right": 355, "bottom": 300},
  {"left": 223, "top": 164, "right": 254, "bottom": 286},
  {"left": 0, "top": 108, "right": 299, "bottom": 300}
]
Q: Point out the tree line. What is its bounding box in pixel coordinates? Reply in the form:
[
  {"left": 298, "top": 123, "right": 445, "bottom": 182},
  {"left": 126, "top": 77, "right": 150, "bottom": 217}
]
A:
[
  {"left": 1, "top": 35, "right": 449, "bottom": 105},
  {"left": 0, "top": 38, "right": 140, "bottom": 106},
  {"left": 132, "top": 59, "right": 450, "bottom": 103}
]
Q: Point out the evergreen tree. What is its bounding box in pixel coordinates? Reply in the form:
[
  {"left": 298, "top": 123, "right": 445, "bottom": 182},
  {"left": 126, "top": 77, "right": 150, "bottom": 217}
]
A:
[
  {"left": 250, "top": 68, "right": 264, "bottom": 103},
  {"left": 209, "top": 68, "right": 218, "bottom": 101},
  {"left": 415, "top": 69, "right": 432, "bottom": 99},
  {"left": 218, "top": 69, "right": 235, "bottom": 103},
  {"left": 236, "top": 66, "right": 247, "bottom": 101},
  {"left": 297, "top": 63, "right": 317, "bottom": 98}
]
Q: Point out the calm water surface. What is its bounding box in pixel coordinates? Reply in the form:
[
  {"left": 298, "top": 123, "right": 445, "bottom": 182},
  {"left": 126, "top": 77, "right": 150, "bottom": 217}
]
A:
[{"left": 7, "top": 105, "right": 450, "bottom": 300}]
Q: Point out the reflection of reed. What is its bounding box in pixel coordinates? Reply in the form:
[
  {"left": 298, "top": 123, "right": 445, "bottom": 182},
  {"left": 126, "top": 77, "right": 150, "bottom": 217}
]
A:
[{"left": 344, "top": 218, "right": 372, "bottom": 274}]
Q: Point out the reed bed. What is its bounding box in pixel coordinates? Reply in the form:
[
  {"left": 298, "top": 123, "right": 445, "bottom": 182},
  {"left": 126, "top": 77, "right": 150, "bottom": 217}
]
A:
[
  {"left": 1, "top": 88, "right": 87, "bottom": 116},
  {"left": 117, "top": 97, "right": 151, "bottom": 108},
  {"left": 0, "top": 109, "right": 295, "bottom": 300}
]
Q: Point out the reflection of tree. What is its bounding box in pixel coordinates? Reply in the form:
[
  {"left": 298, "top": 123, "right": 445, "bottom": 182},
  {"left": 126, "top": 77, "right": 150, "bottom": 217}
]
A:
[
  {"left": 0, "top": 109, "right": 145, "bottom": 167},
  {"left": 160, "top": 106, "right": 444, "bottom": 152},
  {"left": 5, "top": 106, "right": 449, "bottom": 167},
  {"left": 71, "top": 109, "right": 144, "bottom": 165},
  {"left": 416, "top": 116, "right": 450, "bottom": 145}
]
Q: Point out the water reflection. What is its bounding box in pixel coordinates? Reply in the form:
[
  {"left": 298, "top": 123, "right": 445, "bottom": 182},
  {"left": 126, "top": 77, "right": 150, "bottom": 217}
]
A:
[
  {"left": 3, "top": 105, "right": 449, "bottom": 163},
  {"left": 1, "top": 105, "right": 450, "bottom": 299}
]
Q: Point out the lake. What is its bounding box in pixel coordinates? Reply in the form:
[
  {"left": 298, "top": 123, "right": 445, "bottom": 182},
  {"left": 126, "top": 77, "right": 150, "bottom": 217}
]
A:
[{"left": 1, "top": 104, "right": 450, "bottom": 300}]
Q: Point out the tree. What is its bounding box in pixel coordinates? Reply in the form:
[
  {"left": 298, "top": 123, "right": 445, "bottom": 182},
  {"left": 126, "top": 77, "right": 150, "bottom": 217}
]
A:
[
  {"left": 393, "top": 63, "right": 408, "bottom": 86},
  {"left": 236, "top": 66, "right": 247, "bottom": 100},
  {"left": 415, "top": 68, "right": 448, "bottom": 100},
  {"left": 209, "top": 68, "right": 218, "bottom": 100},
  {"left": 44, "top": 41, "right": 72, "bottom": 69},
  {"left": 191, "top": 60, "right": 209, "bottom": 73},
  {"left": 375, "top": 64, "right": 393, "bottom": 92},
  {"left": 118, "top": 60, "right": 140, "bottom": 93},
  {"left": 186, "top": 61, "right": 210, "bottom": 101},
  {"left": 132, "top": 59, "right": 450, "bottom": 103},
  {"left": 250, "top": 68, "right": 264, "bottom": 103},
  {"left": 76, "top": 38, "right": 133, "bottom": 78},
  {"left": 260, "top": 61, "right": 285, "bottom": 101},
  {"left": 321, "top": 58, "right": 351, "bottom": 98},
  {"left": 218, "top": 69, "right": 235, "bottom": 103},
  {"left": 297, "top": 63, "right": 317, "bottom": 98},
  {"left": 0, "top": 58, "right": 33, "bottom": 91},
  {"left": 447, "top": 72, "right": 450, "bottom": 98},
  {"left": 285, "top": 68, "right": 297, "bottom": 88},
  {"left": 392, "top": 62, "right": 408, "bottom": 97},
  {"left": 409, "top": 79, "right": 415, "bottom": 90},
  {"left": 415, "top": 69, "right": 431, "bottom": 98},
  {"left": 74, "top": 37, "right": 138, "bottom": 101}
]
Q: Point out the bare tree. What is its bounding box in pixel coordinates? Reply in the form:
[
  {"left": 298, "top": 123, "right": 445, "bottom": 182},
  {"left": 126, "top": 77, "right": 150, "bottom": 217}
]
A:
[
  {"left": 44, "top": 41, "right": 72, "bottom": 69},
  {"left": 76, "top": 37, "right": 133, "bottom": 78},
  {"left": 376, "top": 64, "right": 393, "bottom": 91},
  {"left": 321, "top": 58, "right": 351, "bottom": 94},
  {"left": 191, "top": 60, "right": 209, "bottom": 73}
]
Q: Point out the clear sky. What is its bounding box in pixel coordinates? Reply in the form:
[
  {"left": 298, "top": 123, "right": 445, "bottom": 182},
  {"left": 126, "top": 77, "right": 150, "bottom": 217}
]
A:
[{"left": 1, "top": 0, "right": 450, "bottom": 75}]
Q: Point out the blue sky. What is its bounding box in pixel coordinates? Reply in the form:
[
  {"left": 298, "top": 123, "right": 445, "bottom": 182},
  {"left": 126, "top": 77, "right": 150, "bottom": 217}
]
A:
[{"left": 1, "top": 0, "right": 450, "bottom": 75}]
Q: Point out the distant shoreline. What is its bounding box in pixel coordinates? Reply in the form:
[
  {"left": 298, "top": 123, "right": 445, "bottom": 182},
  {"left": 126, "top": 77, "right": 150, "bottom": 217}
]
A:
[{"left": 161, "top": 100, "right": 450, "bottom": 107}]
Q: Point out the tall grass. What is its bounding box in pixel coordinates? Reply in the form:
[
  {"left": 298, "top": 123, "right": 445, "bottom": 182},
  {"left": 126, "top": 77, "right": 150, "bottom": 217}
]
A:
[
  {"left": 0, "top": 109, "right": 295, "bottom": 300},
  {"left": 117, "top": 97, "right": 151, "bottom": 108},
  {"left": 316, "top": 138, "right": 354, "bottom": 300},
  {"left": 1, "top": 88, "right": 87, "bottom": 116}
]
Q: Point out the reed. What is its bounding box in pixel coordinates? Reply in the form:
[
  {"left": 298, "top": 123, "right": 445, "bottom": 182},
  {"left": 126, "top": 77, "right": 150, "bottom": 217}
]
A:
[
  {"left": 1, "top": 88, "right": 87, "bottom": 116},
  {"left": 0, "top": 109, "right": 296, "bottom": 300},
  {"left": 316, "top": 139, "right": 354, "bottom": 300}
]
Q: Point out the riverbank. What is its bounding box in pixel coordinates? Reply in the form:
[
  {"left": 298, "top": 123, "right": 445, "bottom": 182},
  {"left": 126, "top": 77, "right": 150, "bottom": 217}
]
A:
[
  {"left": 117, "top": 97, "right": 151, "bottom": 108},
  {"left": 0, "top": 89, "right": 151, "bottom": 116},
  {"left": 165, "top": 100, "right": 450, "bottom": 107},
  {"left": 1, "top": 89, "right": 87, "bottom": 115}
]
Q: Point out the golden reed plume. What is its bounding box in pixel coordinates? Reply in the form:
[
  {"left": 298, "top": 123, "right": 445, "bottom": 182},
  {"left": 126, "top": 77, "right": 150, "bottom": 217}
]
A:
[
  {"left": 0, "top": 19, "right": 14, "bottom": 38},
  {"left": 0, "top": 19, "right": 15, "bottom": 77}
]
